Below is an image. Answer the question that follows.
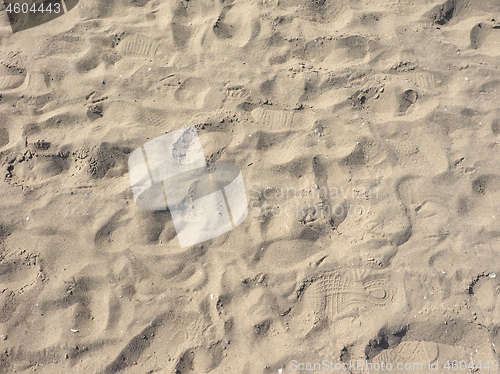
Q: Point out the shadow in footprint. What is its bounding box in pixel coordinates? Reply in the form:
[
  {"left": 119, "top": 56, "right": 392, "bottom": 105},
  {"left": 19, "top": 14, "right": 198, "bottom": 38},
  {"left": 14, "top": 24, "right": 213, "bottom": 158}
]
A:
[{"left": 398, "top": 89, "right": 418, "bottom": 115}]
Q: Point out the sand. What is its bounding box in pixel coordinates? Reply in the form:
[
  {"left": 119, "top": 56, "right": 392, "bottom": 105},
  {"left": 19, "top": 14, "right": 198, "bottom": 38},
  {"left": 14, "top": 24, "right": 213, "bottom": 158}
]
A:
[{"left": 1, "top": 0, "right": 500, "bottom": 373}]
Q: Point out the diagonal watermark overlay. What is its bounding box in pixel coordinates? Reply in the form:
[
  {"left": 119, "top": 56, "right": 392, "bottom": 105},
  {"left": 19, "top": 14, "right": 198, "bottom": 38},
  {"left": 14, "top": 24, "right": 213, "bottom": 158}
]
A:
[{"left": 128, "top": 126, "right": 248, "bottom": 248}]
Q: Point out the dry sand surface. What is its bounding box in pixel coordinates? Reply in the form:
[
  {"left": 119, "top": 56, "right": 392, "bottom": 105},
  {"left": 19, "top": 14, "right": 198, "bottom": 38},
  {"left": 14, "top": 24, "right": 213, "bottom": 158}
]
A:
[{"left": 1, "top": 0, "right": 500, "bottom": 373}]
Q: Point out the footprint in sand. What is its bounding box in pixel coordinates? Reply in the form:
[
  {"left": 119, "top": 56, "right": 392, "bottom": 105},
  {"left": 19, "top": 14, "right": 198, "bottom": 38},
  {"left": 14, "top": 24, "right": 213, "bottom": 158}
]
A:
[
  {"left": 77, "top": 0, "right": 116, "bottom": 19},
  {"left": 470, "top": 275, "right": 500, "bottom": 327},
  {"left": 398, "top": 89, "right": 418, "bottom": 114},
  {"left": 471, "top": 21, "right": 500, "bottom": 55},
  {"left": 0, "top": 68, "right": 51, "bottom": 98},
  {"left": 175, "top": 77, "right": 209, "bottom": 106},
  {"left": 0, "top": 2, "right": 12, "bottom": 33},
  {"left": 370, "top": 84, "right": 432, "bottom": 119},
  {"left": 334, "top": 35, "right": 373, "bottom": 62},
  {"left": 429, "top": 0, "right": 500, "bottom": 25},
  {"left": 287, "top": 266, "right": 405, "bottom": 344},
  {"left": 368, "top": 340, "right": 497, "bottom": 374},
  {"left": 170, "top": 2, "right": 194, "bottom": 50},
  {"left": 471, "top": 174, "right": 500, "bottom": 196},
  {"left": 257, "top": 71, "right": 310, "bottom": 106},
  {"left": 307, "top": 267, "right": 403, "bottom": 321},
  {"left": 174, "top": 77, "right": 224, "bottom": 110},
  {"left": 0, "top": 127, "right": 9, "bottom": 148},
  {"left": 270, "top": 34, "right": 375, "bottom": 68},
  {"left": 370, "top": 341, "right": 439, "bottom": 373},
  {"left": 404, "top": 71, "right": 443, "bottom": 90},
  {"left": 342, "top": 136, "right": 397, "bottom": 171},
  {"left": 0, "top": 114, "right": 25, "bottom": 152},
  {"left": 250, "top": 106, "right": 312, "bottom": 130},
  {"left": 3, "top": 145, "right": 70, "bottom": 190},
  {"left": 491, "top": 116, "right": 500, "bottom": 136},
  {"left": 389, "top": 69, "right": 445, "bottom": 92},
  {"left": 73, "top": 142, "right": 131, "bottom": 181},
  {"left": 349, "top": 0, "right": 424, "bottom": 13},
  {"left": 428, "top": 0, "right": 465, "bottom": 25},
  {"left": 276, "top": 0, "right": 347, "bottom": 23},
  {"left": 102, "top": 100, "right": 170, "bottom": 128},
  {"left": 397, "top": 177, "right": 451, "bottom": 243},
  {"left": 0, "top": 251, "right": 42, "bottom": 297},
  {"left": 117, "top": 34, "right": 162, "bottom": 59},
  {"left": 0, "top": 64, "right": 27, "bottom": 92},
  {"left": 251, "top": 107, "right": 295, "bottom": 129},
  {"left": 38, "top": 28, "right": 87, "bottom": 58},
  {"left": 210, "top": 2, "right": 261, "bottom": 48}
]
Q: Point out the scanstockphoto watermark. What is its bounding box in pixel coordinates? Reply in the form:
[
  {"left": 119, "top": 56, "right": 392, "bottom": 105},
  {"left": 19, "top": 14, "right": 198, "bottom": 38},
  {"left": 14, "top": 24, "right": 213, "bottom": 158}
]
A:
[
  {"left": 248, "top": 183, "right": 379, "bottom": 220},
  {"left": 289, "top": 359, "right": 426, "bottom": 372},
  {"left": 289, "top": 359, "right": 499, "bottom": 372}
]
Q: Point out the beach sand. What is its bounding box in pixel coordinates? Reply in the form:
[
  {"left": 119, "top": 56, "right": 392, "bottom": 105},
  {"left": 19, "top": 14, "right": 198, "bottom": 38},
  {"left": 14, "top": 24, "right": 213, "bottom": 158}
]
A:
[{"left": 1, "top": 0, "right": 500, "bottom": 372}]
